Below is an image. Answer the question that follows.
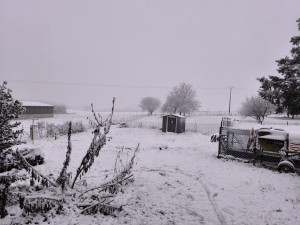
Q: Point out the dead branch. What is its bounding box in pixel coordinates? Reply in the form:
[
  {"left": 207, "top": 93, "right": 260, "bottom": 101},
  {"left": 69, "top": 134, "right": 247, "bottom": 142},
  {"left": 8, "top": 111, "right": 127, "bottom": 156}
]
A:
[
  {"left": 90, "top": 103, "right": 102, "bottom": 126},
  {"left": 56, "top": 122, "right": 72, "bottom": 191},
  {"left": 81, "top": 200, "right": 123, "bottom": 215},
  {"left": 78, "top": 174, "right": 134, "bottom": 198},
  {"left": 114, "top": 146, "right": 124, "bottom": 175},
  {"left": 16, "top": 149, "right": 57, "bottom": 187},
  {"left": 79, "top": 143, "right": 139, "bottom": 197},
  {"left": 75, "top": 195, "right": 115, "bottom": 208},
  {"left": 71, "top": 98, "right": 115, "bottom": 188}
]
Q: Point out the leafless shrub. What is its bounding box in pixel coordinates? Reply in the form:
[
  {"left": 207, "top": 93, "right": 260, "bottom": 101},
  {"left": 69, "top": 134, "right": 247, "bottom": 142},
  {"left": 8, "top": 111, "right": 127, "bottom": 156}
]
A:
[
  {"left": 36, "top": 121, "right": 86, "bottom": 138},
  {"left": 56, "top": 122, "right": 72, "bottom": 191},
  {"left": 0, "top": 98, "right": 140, "bottom": 219},
  {"left": 239, "top": 96, "right": 275, "bottom": 124}
]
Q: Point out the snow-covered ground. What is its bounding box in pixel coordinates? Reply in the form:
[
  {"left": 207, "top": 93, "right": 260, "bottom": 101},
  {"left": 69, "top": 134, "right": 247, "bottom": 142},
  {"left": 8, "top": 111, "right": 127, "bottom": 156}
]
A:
[{"left": 2, "top": 113, "right": 300, "bottom": 225}]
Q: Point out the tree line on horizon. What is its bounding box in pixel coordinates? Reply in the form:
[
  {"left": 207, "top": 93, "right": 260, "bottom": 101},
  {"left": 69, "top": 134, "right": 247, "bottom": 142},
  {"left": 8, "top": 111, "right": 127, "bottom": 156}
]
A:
[{"left": 139, "top": 82, "right": 201, "bottom": 116}]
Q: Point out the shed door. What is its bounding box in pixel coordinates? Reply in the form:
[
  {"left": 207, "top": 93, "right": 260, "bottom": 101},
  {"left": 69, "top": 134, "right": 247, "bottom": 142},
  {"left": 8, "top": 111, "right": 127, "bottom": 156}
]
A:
[{"left": 167, "top": 117, "right": 176, "bottom": 132}]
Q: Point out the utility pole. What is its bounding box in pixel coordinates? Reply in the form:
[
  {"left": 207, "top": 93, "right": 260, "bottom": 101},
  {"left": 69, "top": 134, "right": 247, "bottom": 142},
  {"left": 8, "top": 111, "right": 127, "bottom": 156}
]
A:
[{"left": 228, "top": 87, "right": 233, "bottom": 115}]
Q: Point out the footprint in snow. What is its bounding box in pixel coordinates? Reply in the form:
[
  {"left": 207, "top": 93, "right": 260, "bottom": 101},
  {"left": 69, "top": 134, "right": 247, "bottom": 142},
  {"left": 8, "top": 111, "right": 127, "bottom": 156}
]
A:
[
  {"left": 159, "top": 172, "right": 167, "bottom": 177},
  {"left": 188, "top": 210, "right": 205, "bottom": 222},
  {"left": 186, "top": 194, "right": 195, "bottom": 201}
]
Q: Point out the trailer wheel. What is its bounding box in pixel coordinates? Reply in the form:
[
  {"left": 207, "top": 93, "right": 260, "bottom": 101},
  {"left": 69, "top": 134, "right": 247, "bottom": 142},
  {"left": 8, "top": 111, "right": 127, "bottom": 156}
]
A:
[
  {"left": 278, "top": 160, "right": 295, "bottom": 173},
  {"left": 279, "top": 158, "right": 295, "bottom": 166}
]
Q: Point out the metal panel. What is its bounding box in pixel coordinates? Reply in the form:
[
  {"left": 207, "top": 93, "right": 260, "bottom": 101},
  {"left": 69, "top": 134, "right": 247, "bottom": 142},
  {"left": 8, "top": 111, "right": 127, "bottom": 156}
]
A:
[
  {"left": 23, "top": 106, "right": 54, "bottom": 115},
  {"left": 162, "top": 116, "right": 167, "bottom": 132},
  {"left": 162, "top": 115, "right": 186, "bottom": 133},
  {"left": 167, "top": 117, "right": 176, "bottom": 132}
]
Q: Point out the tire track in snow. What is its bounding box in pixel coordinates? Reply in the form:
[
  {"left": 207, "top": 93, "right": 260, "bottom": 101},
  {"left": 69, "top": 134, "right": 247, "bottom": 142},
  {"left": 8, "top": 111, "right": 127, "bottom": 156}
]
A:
[
  {"left": 200, "top": 182, "right": 227, "bottom": 225},
  {"left": 170, "top": 168, "right": 228, "bottom": 225},
  {"left": 137, "top": 166, "right": 227, "bottom": 225}
]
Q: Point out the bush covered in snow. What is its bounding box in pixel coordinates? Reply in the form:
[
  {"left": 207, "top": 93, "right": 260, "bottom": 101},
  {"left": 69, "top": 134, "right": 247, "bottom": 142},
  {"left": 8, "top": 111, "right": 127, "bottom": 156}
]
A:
[
  {"left": 0, "top": 81, "right": 24, "bottom": 152},
  {"left": 0, "top": 98, "right": 140, "bottom": 222},
  {"left": 36, "top": 121, "right": 86, "bottom": 138},
  {"left": 0, "top": 148, "right": 44, "bottom": 173}
]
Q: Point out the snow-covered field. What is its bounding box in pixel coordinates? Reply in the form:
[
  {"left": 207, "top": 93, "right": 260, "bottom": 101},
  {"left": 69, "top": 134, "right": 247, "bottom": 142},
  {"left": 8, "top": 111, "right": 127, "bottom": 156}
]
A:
[{"left": 3, "top": 113, "right": 300, "bottom": 225}]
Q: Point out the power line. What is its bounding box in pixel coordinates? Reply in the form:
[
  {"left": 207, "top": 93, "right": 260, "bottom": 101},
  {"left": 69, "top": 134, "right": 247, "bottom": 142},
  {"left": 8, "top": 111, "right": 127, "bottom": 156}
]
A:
[
  {"left": 0, "top": 78, "right": 256, "bottom": 92},
  {"left": 0, "top": 78, "right": 170, "bottom": 89}
]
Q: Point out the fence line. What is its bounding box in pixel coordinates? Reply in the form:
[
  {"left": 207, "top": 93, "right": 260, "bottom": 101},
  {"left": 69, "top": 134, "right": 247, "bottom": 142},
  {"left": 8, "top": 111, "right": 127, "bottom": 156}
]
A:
[{"left": 218, "top": 126, "right": 300, "bottom": 173}]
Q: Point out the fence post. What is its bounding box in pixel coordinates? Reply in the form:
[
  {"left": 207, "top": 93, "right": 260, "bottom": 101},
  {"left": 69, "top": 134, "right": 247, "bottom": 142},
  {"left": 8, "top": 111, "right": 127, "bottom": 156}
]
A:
[
  {"left": 30, "top": 118, "right": 35, "bottom": 144},
  {"left": 218, "top": 122, "right": 223, "bottom": 157},
  {"left": 253, "top": 148, "right": 256, "bottom": 165}
]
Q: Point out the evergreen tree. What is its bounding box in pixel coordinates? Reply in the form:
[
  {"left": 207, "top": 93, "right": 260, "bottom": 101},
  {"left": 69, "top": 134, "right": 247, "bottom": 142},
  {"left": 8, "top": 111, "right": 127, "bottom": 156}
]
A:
[
  {"left": 258, "top": 18, "right": 300, "bottom": 118},
  {"left": 0, "top": 81, "right": 24, "bottom": 151},
  {"left": 257, "top": 76, "right": 284, "bottom": 114}
]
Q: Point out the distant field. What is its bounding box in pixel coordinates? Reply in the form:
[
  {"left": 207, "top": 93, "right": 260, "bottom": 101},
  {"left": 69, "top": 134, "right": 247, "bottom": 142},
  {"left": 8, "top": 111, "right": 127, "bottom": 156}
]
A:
[{"left": 17, "top": 111, "right": 300, "bottom": 144}]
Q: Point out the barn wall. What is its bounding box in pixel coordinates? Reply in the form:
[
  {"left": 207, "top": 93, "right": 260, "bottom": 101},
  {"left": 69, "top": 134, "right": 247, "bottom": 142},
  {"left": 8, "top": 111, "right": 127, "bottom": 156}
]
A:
[
  {"left": 23, "top": 106, "right": 54, "bottom": 115},
  {"left": 19, "top": 106, "right": 54, "bottom": 119},
  {"left": 18, "top": 114, "right": 54, "bottom": 119}
]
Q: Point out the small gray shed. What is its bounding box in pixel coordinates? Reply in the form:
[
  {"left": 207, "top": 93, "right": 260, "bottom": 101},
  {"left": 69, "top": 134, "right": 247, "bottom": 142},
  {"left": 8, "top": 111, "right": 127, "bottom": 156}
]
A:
[{"left": 162, "top": 114, "right": 186, "bottom": 133}]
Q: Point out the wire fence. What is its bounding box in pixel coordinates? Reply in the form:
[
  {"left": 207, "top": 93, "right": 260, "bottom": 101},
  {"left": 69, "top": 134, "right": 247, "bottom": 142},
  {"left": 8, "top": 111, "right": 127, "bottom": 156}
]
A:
[
  {"left": 18, "top": 114, "right": 223, "bottom": 145},
  {"left": 113, "top": 114, "right": 147, "bottom": 126},
  {"left": 218, "top": 126, "right": 300, "bottom": 174},
  {"left": 126, "top": 116, "right": 220, "bottom": 135},
  {"left": 18, "top": 113, "right": 147, "bottom": 142}
]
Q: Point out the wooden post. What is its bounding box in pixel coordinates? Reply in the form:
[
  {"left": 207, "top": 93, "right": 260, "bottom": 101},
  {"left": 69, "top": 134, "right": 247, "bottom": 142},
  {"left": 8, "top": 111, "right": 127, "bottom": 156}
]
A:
[
  {"left": 253, "top": 131, "right": 257, "bottom": 165},
  {"left": 253, "top": 148, "right": 256, "bottom": 165},
  {"left": 32, "top": 118, "right": 34, "bottom": 144}
]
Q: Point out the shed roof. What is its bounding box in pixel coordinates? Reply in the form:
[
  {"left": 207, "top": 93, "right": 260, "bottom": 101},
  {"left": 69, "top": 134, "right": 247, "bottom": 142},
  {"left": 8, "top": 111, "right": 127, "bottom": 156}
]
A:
[
  {"left": 163, "top": 114, "right": 185, "bottom": 118},
  {"left": 22, "top": 101, "right": 53, "bottom": 107}
]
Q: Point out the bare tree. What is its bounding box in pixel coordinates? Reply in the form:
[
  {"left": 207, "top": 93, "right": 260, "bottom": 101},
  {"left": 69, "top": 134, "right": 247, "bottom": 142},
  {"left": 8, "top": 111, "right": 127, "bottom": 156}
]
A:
[
  {"left": 54, "top": 105, "right": 67, "bottom": 114},
  {"left": 162, "top": 83, "right": 200, "bottom": 115},
  {"left": 139, "top": 97, "right": 161, "bottom": 115},
  {"left": 0, "top": 98, "right": 141, "bottom": 219},
  {"left": 239, "top": 96, "right": 275, "bottom": 124}
]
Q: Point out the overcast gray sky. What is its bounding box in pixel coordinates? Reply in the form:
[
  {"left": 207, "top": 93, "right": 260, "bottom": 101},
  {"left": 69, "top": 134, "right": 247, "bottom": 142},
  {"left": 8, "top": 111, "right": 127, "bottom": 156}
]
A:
[{"left": 0, "top": 0, "right": 300, "bottom": 111}]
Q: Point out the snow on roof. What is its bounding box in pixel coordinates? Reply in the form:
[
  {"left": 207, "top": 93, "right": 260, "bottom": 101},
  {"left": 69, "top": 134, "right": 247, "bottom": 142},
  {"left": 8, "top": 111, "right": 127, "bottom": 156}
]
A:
[
  {"left": 257, "top": 128, "right": 287, "bottom": 141},
  {"left": 21, "top": 101, "right": 53, "bottom": 107},
  {"left": 163, "top": 114, "right": 186, "bottom": 118}
]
